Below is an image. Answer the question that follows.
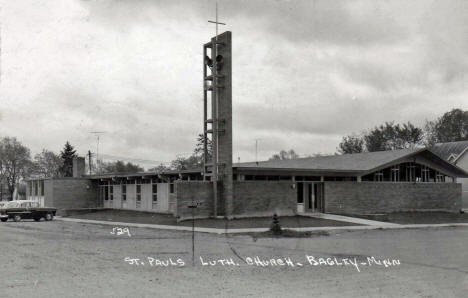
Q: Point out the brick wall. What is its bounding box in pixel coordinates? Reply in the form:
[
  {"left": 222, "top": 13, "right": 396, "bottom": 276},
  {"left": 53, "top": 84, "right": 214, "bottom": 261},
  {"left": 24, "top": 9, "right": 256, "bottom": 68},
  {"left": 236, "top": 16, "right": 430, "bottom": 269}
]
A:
[
  {"left": 44, "top": 180, "right": 54, "bottom": 207},
  {"left": 325, "top": 182, "right": 462, "bottom": 215},
  {"left": 50, "top": 179, "right": 98, "bottom": 214},
  {"left": 232, "top": 181, "right": 296, "bottom": 217},
  {"left": 175, "top": 181, "right": 214, "bottom": 221}
]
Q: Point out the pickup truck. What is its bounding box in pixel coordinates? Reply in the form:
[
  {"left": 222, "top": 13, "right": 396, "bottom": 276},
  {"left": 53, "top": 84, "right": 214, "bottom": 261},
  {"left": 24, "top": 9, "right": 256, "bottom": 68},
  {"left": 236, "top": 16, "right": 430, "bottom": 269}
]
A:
[{"left": 0, "top": 200, "right": 57, "bottom": 222}]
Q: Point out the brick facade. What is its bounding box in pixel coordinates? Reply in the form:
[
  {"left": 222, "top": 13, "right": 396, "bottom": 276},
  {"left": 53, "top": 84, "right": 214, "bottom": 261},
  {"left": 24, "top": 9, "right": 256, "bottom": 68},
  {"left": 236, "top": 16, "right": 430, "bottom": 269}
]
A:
[
  {"left": 175, "top": 181, "right": 214, "bottom": 221},
  {"left": 325, "top": 182, "right": 462, "bottom": 215},
  {"left": 48, "top": 179, "right": 99, "bottom": 214},
  {"left": 232, "top": 181, "right": 296, "bottom": 217}
]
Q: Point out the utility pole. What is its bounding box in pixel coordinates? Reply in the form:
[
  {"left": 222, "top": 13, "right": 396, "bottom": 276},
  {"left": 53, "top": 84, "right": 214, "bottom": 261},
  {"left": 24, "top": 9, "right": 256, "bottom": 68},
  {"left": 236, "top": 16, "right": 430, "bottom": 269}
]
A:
[{"left": 88, "top": 150, "right": 93, "bottom": 175}]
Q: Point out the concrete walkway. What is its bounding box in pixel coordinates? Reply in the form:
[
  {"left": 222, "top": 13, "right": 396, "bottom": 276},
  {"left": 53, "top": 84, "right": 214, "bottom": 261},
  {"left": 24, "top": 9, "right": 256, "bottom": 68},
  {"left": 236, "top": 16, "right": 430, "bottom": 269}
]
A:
[
  {"left": 55, "top": 216, "right": 468, "bottom": 234},
  {"left": 303, "top": 213, "right": 400, "bottom": 227}
]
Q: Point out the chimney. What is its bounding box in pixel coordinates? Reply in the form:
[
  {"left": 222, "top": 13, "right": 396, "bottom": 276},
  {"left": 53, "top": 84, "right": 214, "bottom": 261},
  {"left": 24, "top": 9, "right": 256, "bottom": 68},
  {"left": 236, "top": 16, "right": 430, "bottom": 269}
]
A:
[{"left": 73, "top": 157, "right": 86, "bottom": 178}]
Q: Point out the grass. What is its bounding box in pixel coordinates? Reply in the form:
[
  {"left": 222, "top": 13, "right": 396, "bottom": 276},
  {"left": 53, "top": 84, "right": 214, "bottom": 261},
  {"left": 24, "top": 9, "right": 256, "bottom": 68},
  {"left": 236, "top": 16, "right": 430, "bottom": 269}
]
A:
[
  {"left": 350, "top": 211, "right": 468, "bottom": 224},
  {"left": 63, "top": 209, "right": 361, "bottom": 229}
]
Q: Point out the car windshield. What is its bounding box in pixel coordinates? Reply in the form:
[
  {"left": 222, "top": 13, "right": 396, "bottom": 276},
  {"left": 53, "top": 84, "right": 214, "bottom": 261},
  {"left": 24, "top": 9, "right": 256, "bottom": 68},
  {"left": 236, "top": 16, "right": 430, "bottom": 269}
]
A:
[
  {"left": 6, "top": 201, "right": 21, "bottom": 208},
  {"left": 0, "top": 202, "right": 6, "bottom": 209},
  {"left": 3, "top": 201, "right": 40, "bottom": 208}
]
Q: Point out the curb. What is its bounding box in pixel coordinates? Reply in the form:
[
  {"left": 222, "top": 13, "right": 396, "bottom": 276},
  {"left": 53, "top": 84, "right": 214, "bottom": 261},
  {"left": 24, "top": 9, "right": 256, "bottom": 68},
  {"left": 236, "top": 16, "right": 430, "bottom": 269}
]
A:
[{"left": 55, "top": 216, "right": 468, "bottom": 234}]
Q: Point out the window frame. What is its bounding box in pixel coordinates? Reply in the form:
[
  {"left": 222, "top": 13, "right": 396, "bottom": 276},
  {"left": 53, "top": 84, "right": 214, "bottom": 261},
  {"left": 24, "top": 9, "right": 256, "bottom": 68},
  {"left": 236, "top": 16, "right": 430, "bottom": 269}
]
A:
[{"left": 152, "top": 184, "right": 158, "bottom": 202}]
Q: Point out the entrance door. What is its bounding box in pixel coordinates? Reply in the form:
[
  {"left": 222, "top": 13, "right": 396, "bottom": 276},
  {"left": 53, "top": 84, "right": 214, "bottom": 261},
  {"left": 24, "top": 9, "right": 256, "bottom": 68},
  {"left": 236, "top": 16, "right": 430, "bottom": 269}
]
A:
[
  {"left": 298, "top": 182, "right": 324, "bottom": 213},
  {"left": 296, "top": 183, "right": 304, "bottom": 213}
]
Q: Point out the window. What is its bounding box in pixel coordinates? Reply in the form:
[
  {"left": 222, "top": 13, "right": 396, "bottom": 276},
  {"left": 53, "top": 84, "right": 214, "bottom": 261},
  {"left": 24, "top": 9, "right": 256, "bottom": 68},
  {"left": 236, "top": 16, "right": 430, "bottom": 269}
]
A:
[
  {"left": 122, "top": 184, "right": 126, "bottom": 201},
  {"left": 374, "top": 171, "right": 383, "bottom": 182},
  {"left": 104, "top": 185, "right": 109, "bottom": 201},
  {"left": 391, "top": 166, "right": 400, "bottom": 182},
  {"left": 170, "top": 183, "right": 174, "bottom": 194},
  {"left": 34, "top": 181, "right": 38, "bottom": 196},
  {"left": 421, "top": 166, "right": 430, "bottom": 182},
  {"left": 136, "top": 185, "right": 141, "bottom": 201},
  {"left": 152, "top": 184, "right": 158, "bottom": 202},
  {"left": 40, "top": 180, "right": 44, "bottom": 196},
  {"left": 406, "top": 164, "right": 416, "bottom": 182},
  {"left": 436, "top": 172, "right": 445, "bottom": 182},
  {"left": 109, "top": 185, "right": 113, "bottom": 201}
]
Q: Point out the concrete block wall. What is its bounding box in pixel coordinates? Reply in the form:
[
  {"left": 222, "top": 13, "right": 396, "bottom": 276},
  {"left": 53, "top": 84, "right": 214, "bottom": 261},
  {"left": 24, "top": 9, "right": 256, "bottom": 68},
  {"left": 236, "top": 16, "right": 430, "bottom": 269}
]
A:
[
  {"left": 232, "top": 181, "right": 296, "bottom": 217},
  {"left": 325, "top": 182, "right": 462, "bottom": 215},
  {"left": 175, "top": 181, "right": 214, "bottom": 221}
]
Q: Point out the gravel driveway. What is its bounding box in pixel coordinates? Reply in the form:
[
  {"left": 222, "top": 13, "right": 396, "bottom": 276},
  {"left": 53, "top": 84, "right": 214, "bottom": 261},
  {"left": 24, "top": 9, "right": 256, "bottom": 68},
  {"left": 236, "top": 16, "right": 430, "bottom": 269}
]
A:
[{"left": 0, "top": 220, "right": 467, "bottom": 297}]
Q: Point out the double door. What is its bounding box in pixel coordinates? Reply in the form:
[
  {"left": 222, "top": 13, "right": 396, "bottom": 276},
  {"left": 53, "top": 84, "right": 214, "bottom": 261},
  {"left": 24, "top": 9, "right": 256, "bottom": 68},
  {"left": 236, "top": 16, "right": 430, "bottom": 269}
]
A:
[{"left": 297, "top": 182, "right": 324, "bottom": 213}]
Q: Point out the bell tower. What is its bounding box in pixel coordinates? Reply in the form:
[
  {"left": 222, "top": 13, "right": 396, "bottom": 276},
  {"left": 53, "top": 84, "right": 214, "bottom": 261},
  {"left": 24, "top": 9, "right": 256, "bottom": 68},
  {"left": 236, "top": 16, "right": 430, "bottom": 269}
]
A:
[{"left": 202, "top": 31, "right": 233, "bottom": 218}]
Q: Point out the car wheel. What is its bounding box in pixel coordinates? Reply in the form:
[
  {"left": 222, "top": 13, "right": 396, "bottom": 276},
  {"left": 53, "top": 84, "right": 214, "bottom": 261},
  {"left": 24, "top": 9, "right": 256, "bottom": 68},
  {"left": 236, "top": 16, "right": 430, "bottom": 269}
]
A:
[
  {"left": 45, "top": 213, "right": 53, "bottom": 221},
  {"left": 13, "top": 215, "right": 22, "bottom": 222},
  {"left": 34, "top": 217, "right": 41, "bottom": 222},
  {"left": 0, "top": 218, "right": 7, "bottom": 222}
]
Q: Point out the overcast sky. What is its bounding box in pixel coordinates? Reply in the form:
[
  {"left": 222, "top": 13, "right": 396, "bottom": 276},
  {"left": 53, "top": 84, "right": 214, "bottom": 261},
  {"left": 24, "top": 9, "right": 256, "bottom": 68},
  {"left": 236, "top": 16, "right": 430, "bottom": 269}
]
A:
[{"left": 0, "top": 0, "right": 467, "bottom": 166}]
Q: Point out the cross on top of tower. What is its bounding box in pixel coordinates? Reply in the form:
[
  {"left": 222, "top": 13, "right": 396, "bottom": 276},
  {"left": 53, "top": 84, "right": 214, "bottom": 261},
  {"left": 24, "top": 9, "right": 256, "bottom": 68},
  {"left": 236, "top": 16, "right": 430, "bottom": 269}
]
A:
[{"left": 208, "top": 1, "right": 226, "bottom": 39}]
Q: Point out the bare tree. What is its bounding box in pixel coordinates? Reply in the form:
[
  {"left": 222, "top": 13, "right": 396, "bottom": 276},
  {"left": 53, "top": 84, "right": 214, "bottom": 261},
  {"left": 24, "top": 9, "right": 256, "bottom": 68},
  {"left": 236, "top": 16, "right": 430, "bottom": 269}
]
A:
[
  {"left": 0, "top": 137, "right": 32, "bottom": 200},
  {"left": 32, "top": 149, "right": 63, "bottom": 178}
]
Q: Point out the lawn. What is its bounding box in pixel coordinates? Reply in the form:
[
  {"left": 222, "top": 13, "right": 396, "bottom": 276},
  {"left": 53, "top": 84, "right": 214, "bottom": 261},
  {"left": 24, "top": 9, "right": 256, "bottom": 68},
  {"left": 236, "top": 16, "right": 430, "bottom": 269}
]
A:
[
  {"left": 63, "top": 209, "right": 361, "bottom": 229},
  {"left": 352, "top": 211, "right": 468, "bottom": 224}
]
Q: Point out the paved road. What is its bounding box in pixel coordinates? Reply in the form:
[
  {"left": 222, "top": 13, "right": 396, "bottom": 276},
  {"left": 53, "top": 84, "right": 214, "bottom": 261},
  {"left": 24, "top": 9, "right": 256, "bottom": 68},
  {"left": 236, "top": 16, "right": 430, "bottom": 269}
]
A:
[{"left": 0, "top": 220, "right": 467, "bottom": 297}]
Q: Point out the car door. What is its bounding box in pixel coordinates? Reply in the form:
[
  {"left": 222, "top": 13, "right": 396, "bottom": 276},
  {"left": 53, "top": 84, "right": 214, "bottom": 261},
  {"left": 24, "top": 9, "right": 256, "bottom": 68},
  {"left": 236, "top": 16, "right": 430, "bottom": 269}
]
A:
[{"left": 21, "top": 202, "right": 33, "bottom": 219}]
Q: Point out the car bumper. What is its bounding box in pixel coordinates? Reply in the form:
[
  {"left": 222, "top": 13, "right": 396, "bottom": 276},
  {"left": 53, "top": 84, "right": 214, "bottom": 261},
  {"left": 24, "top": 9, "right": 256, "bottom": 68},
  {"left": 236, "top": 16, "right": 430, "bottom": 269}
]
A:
[{"left": 0, "top": 214, "right": 8, "bottom": 219}]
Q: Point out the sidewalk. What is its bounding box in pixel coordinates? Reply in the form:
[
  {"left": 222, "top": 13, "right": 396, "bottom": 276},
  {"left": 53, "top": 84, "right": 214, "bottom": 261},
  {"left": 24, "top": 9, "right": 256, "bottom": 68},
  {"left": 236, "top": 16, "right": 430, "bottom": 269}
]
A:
[
  {"left": 55, "top": 216, "right": 468, "bottom": 234},
  {"left": 302, "top": 213, "right": 400, "bottom": 227}
]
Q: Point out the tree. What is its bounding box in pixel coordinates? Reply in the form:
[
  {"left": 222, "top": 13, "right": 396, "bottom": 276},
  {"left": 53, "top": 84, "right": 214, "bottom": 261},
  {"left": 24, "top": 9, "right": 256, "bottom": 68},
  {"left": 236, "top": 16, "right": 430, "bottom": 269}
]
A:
[
  {"left": 193, "top": 133, "right": 213, "bottom": 161},
  {"left": 32, "top": 149, "right": 63, "bottom": 178},
  {"left": 101, "top": 161, "right": 144, "bottom": 173},
  {"left": 424, "top": 109, "right": 468, "bottom": 145},
  {"left": 148, "top": 163, "right": 171, "bottom": 173},
  {"left": 393, "top": 122, "right": 424, "bottom": 149},
  {"left": 168, "top": 133, "right": 212, "bottom": 171},
  {"left": 170, "top": 155, "right": 202, "bottom": 171},
  {"left": 338, "top": 134, "right": 364, "bottom": 154},
  {"left": 364, "top": 122, "right": 397, "bottom": 151},
  {"left": 364, "top": 121, "right": 423, "bottom": 152},
  {"left": 0, "top": 137, "right": 32, "bottom": 200},
  {"left": 60, "top": 141, "right": 77, "bottom": 177},
  {"left": 269, "top": 149, "right": 300, "bottom": 160}
]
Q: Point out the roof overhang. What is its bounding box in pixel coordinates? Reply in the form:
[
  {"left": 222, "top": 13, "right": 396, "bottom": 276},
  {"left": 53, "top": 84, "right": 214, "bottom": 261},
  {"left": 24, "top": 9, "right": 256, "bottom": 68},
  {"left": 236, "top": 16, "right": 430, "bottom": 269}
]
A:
[{"left": 233, "top": 167, "right": 362, "bottom": 177}]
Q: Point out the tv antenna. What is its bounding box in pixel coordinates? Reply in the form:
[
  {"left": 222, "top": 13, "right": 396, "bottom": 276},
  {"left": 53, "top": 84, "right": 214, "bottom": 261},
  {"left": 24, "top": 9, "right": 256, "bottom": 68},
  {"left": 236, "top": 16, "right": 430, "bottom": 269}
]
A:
[{"left": 90, "top": 131, "right": 106, "bottom": 173}]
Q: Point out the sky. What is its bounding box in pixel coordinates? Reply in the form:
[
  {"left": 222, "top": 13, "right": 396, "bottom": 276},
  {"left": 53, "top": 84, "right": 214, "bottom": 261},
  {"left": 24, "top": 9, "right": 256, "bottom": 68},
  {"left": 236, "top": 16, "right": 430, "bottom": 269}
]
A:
[{"left": 0, "top": 0, "right": 467, "bottom": 166}]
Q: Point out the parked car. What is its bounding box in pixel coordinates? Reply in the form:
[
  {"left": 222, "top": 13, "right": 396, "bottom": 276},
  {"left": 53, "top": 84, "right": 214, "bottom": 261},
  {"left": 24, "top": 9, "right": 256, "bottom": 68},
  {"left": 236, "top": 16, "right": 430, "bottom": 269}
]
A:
[{"left": 0, "top": 200, "right": 56, "bottom": 222}]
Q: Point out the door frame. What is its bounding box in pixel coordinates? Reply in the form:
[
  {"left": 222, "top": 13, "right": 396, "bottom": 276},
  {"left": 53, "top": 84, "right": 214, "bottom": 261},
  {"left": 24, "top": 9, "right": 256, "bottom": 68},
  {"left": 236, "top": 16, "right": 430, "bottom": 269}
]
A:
[{"left": 297, "top": 182, "right": 324, "bottom": 213}]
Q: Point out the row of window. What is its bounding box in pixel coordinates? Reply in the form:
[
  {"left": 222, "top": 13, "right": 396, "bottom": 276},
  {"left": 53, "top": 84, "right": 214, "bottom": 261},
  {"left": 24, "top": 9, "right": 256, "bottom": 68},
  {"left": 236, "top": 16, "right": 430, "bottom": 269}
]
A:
[
  {"left": 98, "top": 176, "right": 189, "bottom": 186},
  {"left": 29, "top": 181, "right": 44, "bottom": 196},
  {"left": 100, "top": 184, "right": 174, "bottom": 203},
  {"left": 363, "top": 162, "right": 448, "bottom": 182}
]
